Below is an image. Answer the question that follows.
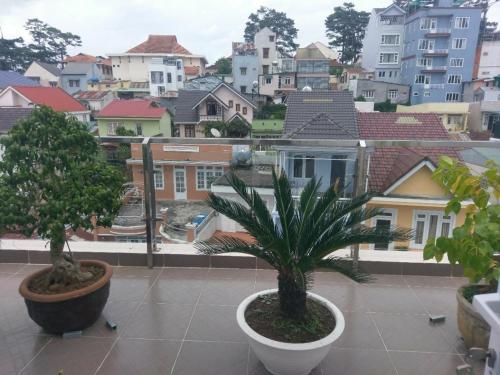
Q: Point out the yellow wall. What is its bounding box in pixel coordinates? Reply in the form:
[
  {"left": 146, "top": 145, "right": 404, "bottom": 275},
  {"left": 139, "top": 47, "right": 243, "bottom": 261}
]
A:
[
  {"left": 390, "top": 166, "right": 445, "bottom": 198},
  {"left": 396, "top": 102, "right": 469, "bottom": 132}
]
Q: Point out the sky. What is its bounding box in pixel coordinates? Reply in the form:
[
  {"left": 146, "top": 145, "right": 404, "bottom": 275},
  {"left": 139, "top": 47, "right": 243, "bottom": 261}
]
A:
[{"left": 1, "top": 0, "right": 499, "bottom": 64}]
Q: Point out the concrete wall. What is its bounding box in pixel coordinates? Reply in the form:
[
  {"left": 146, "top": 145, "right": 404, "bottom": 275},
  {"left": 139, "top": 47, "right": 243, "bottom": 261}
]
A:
[
  {"left": 353, "top": 79, "right": 410, "bottom": 103},
  {"left": 478, "top": 40, "right": 500, "bottom": 79},
  {"left": 212, "top": 85, "right": 254, "bottom": 124},
  {"left": 396, "top": 102, "right": 470, "bottom": 131},
  {"left": 24, "top": 62, "right": 59, "bottom": 87},
  {"left": 97, "top": 114, "right": 171, "bottom": 136},
  {"left": 232, "top": 54, "right": 259, "bottom": 94}
]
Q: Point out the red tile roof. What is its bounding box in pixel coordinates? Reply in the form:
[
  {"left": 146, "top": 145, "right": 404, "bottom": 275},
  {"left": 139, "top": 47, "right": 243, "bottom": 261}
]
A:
[
  {"left": 127, "top": 35, "right": 191, "bottom": 55},
  {"left": 74, "top": 91, "right": 111, "bottom": 100},
  {"left": 184, "top": 66, "right": 200, "bottom": 76},
  {"left": 12, "top": 86, "right": 87, "bottom": 112},
  {"left": 96, "top": 100, "right": 166, "bottom": 118},
  {"left": 64, "top": 53, "right": 97, "bottom": 63}
]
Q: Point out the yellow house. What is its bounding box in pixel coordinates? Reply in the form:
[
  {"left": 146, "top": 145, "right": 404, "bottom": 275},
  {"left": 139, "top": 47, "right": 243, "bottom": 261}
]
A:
[
  {"left": 88, "top": 80, "right": 131, "bottom": 92},
  {"left": 396, "top": 102, "right": 470, "bottom": 132}
]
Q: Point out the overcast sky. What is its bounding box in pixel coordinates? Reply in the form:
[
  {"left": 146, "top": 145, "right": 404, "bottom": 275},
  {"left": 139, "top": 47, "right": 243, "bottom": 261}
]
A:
[{"left": 1, "top": 0, "right": 499, "bottom": 64}]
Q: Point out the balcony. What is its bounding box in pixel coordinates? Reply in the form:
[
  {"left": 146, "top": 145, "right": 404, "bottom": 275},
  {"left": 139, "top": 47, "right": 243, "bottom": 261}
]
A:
[
  {"left": 422, "top": 49, "right": 449, "bottom": 57},
  {"left": 424, "top": 83, "right": 446, "bottom": 89},
  {"left": 425, "top": 28, "right": 451, "bottom": 37},
  {"left": 199, "top": 114, "right": 223, "bottom": 122},
  {"left": 421, "top": 66, "right": 447, "bottom": 73}
]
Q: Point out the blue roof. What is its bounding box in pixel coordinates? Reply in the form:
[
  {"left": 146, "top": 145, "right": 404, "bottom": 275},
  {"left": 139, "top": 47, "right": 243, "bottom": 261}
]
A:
[{"left": 0, "top": 71, "right": 39, "bottom": 90}]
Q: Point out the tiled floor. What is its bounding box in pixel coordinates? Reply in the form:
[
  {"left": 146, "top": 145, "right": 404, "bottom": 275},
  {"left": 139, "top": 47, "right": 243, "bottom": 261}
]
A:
[{"left": 0, "top": 263, "right": 486, "bottom": 375}]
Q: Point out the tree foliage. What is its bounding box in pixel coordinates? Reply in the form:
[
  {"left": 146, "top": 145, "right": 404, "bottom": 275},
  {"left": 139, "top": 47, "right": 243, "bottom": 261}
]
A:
[
  {"left": 424, "top": 157, "right": 500, "bottom": 284},
  {"left": 196, "top": 170, "right": 411, "bottom": 319},
  {"left": 0, "top": 37, "right": 31, "bottom": 72},
  {"left": 374, "top": 99, "right": 397, "bottom": 112},
  {"left": 325, "top": 2, "right": 369, "bottom": 64},
  {"left": 204, "top": 120, "right": 250, "bottom": 138},
  {"left": 214, "top": 57, "right": 232, "bottom": 75},
  {"left": 254, "top": 103, "right": 286, "bottom": 120},
  {"left": 244, "top": 6, "right": 298, "bottom": 54}
]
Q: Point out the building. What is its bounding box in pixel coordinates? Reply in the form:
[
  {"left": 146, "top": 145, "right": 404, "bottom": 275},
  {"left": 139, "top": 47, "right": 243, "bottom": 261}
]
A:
[
  {"left": 472, "top": 84, "right": 500, "bottom": 134},
  {"left": 396, "top": 102, "right": 471, "bottom": 132},
  {"left": 477, "top": 32, "right": 500, "bottom": 80},
  {"left": 73, "top": 91, "right": 115, "bottom": 113},
  {"left": 338, "top": 67, "right": 374, "bottom": 91},
  {"left": 173, "top": 82, "right": 256, "bottom": 138},
  {"left": 108, "top": 35, "right": 207, "bottom": 83},
  {"left": 254, "top": 27, "right": 280, "bottom": 96},
  {"left": 400, "top": 0, "right": 482, "bottom": 104},
  {"left": 357, "top": 112, "right": 464, "bottom": 251},
  {"left": 0, "top": 86, "right": 90, "bottom": 123},
  {"left": 64, "top": 54, "right": 113, "bottom": 80},
  {"left": 0, "top": 71, "right": 38, "bottom": 91},
  {"left": 232, "top": 42, "right": 259, "bottom": 95},
  {"left": 60, "top": 62, "right": 104, "bottom": 95},
  {"left": 361, "top": 4, "right": 406, "bottom": 83},
  {"left": 349, "top": 79, "right": 410, "bottom": 103},
  {"left": 0, "top": 107, "right": 33, "bottom": 135},
  {"left": 24, "top": 61, "right": 61, "bottom": 87},
  {"left": 148, "top": 57, "right": 184, "bottom": 97},
  {"left": 96, "top": 99, "right": 171, "bottom": 136},
  {"left": 294, "top": 43, "right": 331, "bottom": 90}
]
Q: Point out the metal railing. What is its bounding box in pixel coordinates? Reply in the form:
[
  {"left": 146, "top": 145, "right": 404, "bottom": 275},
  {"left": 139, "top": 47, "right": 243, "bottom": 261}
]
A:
[
  {"left": 199, "top": 115, "right": 223, "bottom": 122},
  {"left": 425, "top": 28, "right": 451, "bottom": 35}
]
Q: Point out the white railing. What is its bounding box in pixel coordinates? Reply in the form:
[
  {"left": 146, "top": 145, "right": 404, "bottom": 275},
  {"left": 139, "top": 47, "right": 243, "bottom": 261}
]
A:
[
  {"left": 423, "top": 49, "right": 449, "bottom": 54},
  {"left": 195, "top": 210, "right": 217, "bottom": 241},
  {"left": 421, "top": 66, "right": 447, "bottom": 71},
  {"left": 426, "top": 28, "right": 451, "bottom": 34},
  {"left": 424, "top": 84, "right": 445, "bottom": 89},
  {"left": 199, "top": 115, "right": 223, "bottom": 122}
]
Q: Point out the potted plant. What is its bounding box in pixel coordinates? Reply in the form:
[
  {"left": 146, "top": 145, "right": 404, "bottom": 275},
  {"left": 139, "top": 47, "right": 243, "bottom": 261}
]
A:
[
  {"left": 196, "top": 170, "right": 409, "bottom": 375},
  {"left": 424, "top": 157, "right": 499, "bottom": 349},
  {"left": 0, "top": 107, "right": 124, "bottom": 334}
]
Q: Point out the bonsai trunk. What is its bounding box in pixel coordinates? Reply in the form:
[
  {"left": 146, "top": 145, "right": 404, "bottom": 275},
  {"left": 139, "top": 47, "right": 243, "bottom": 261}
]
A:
[
  {"left": 278, "top": 270, "right": 307, "bottom": 320},
  {"left": 48, "top": 228, "right": 92, "bottom": 286}
]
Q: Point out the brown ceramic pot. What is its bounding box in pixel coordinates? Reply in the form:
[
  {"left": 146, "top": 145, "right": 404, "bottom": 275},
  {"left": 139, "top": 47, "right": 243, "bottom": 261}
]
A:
[
  {"left": 19, "top": 260, "right": 113, "bottom": 334},
  {"left": 456, "top": 285, "right": 490, "bottom": 349}
]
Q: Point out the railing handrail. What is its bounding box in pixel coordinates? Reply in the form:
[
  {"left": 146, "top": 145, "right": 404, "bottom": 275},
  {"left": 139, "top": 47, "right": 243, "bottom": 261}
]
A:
[{"left": 426, "top": 28, "right": 451, "bottom": 33}]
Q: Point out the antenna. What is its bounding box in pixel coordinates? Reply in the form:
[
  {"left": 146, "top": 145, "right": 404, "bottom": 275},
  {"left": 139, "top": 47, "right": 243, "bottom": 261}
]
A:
[{"left": 210, "top": 128, "right": 222, "bottom": 138}]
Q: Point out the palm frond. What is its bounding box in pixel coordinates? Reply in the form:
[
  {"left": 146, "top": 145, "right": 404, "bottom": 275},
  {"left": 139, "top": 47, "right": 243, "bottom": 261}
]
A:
[
  {"left": 317, "top": 256, "right": 373, "bottom": 283},
  {"left": 272, "top": 169, "right": 297, "bottom": 258}
]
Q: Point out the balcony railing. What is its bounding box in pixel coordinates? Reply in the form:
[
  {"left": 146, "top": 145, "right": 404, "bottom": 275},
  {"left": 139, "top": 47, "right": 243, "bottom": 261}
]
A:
[
  {"left": 424, "top": 83, "right": 445, "bottom": 89},
  {"left": 423, "top": 49, "right": 449, "bottom": 56},
  {"left": 199, "top": 115, "right": 223, "bottom": 122},
  {"left": 425, "top": 28, "right": 451, "bottom": 37},
  {"left": 421, "top": 66, "right": 447, "bottom": 73}
]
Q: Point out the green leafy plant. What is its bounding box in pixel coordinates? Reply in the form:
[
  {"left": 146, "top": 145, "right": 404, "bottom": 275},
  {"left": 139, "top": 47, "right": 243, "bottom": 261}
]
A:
[
  {"left": 0, "top": 107, "right": 125, "bottom": 285},
  {"left": 196, "top": 170, "right": 410, "bottom": 320},
  {"left": 424, "top": 157, "right": 500, "bottom": 285},
  {"left": 204, "top": 120, "right": 250, "bottom": 138}
]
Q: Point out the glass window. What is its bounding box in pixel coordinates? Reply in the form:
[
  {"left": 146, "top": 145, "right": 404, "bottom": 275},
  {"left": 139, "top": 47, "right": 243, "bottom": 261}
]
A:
[
  {"left": 285, "top": 76, "right": 291, "bottom": 85},
  {"left": 167, "top": 73, "right": 172, "bottom": 83},
  {"left": 455, "top": 17, "right": 469, "bottom": 29},
  {"left": 107, "top": 122, "right": 120, "bottom": 135},
  {"left": 150, "top": 71, "right": 164, "bottom": 84},
  {"left": 293, "top": 155, "right": 303, "bottom": 178},
  {"left": 381, "top": 34, "right": 400, "bottom": 45},
  {"left": 447, "top": 75, "right": 462, "bottom": 84},
  {"left": 417, "top": 58, "right": 432, "bottom": 67},
  {"left": 263, "top": 48, "right": 269, "bottom": 58},
  {"left": 236, "top": 104, "right": 240, "bottom": 111},
  {"left": 135, "top": 123, "right": 143, "bottom": 136},
  {"left": 228, "top": 100, "right": 233, "bottom": 108},
  {"left": 446, "top": 92, "right": 460, "bottom": 102},
  {"left": 177, "top": 75, "right": 182, "bottom": 82},
  {"left": 362, "top": 90, "right": 374, "bottom": 98},
  {"left": 449, "top": 58, "right": 464, "bottom": 67},
  {"left": 420, "top": 17, "right": 437, "bottom": 30},
  {"left": 379, "top": 53, "right": 399, "bottom": 64},
  {"left": 154, "top": 166, "right": 164, "bottom": 189},
  {"left": 305, "top": 156, "right": 315, "bottom": 178},
  {"left": 196, "top": 166, "right": 224, "bottom": 190},
  {"left": 388, "top": 90, "right": 398, "bottom": 99},
  {"left": 293, "top": 155, "right": 315, "bottom": 178},
  {"left": 242, "top": 107, "right": 247, "bottom": 115},
  {"left": 240, "top": 67, "right": 247, "bottom": 75},
  {"left": 452, "top": 38, "right": 467, "bottom": 49},
  {"left": 418, "top": 39, "right": 435, "bottom": 50},
  {"left": 415, "top": 75, "right": 430, "bottom": 84},
  {"left": 184, "top": 124, "right": 195, "bottom": 138}
]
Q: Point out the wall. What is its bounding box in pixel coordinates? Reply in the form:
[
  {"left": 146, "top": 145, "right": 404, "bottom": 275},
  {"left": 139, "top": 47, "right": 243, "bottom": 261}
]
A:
[
  {"left": 0, "top": 89, "right": 29, "bottom": 107},
  {"left": 24, "top": 63, "right": 59, "bottom": 87},
  {"left": 355, "top": 79, "right": 410, "bottom": 103},
  {"left": 97, "top": 115, "right": 171, "bottom": 136},
  {"left": 478, "top": 40, "right": 500, "bottom": 79},
  {"left": 396, "top": 102, "right": 470, "bottom": 131},
  {"left": 212, "top": 85, "right": 254, "bottom": 124},
  {"left": 390, "top": 166, "right": 444, "bottom": 197},
  {"left": 61, "top": 73, "right": 88, "bottom": 95},
  {"left": 232, "top": 54, "right": 259, "bottom": 94}
]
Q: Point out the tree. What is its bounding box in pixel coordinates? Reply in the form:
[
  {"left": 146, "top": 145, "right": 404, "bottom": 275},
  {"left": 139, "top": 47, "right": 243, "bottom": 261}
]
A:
[
  {"left": 374, "top": 99, "right": 397, "bottom": 112},
  {"left": 0, "top": 37, "right": 31, "bottom": 72},
  {"left": 197, "top": 171, "right": 410, "bottom": 319},
  {"left": 214, "top": 57, "right": 232, "bottom": 75},
  {"left": 204, "top": 120, "right": 249, "bottom": 138},
  {"left": 255, "top": 103, "right": 286, "bottom": 120},
  {"left": 0, "top": 107, "right": 124, "bottom": 285},
  {"left": 24, "top": 18, "right": 82, "bottom": 63},
  {"left": 244, "top": 6, "right": 298, "bottom": 54},
  {"left": 325, "top": 3, "right": 369, "bottom": 64}
]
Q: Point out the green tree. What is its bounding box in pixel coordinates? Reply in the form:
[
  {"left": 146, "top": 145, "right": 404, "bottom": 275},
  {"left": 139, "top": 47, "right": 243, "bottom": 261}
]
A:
[
  {"left": 0, "top": 37, "right": 31, "bottom": 72},
  {"left": 255, "top": 103, "right": 286, "bottom": 120},
  {"left": 197, "top": 171, "right": 410, "bottom": 319},
  {"left": 214, "top": 57, "right": 232, "bottom": 75},
  {"left": 24, "top": 18, "right": 82, "bottom": 63},
  {"left": 204, "top": 120, "right": 249, "bottom": 138},
  {"left": 374, "top": 100, "right": 397, "bottom": 112},
  {"left": 325, "top": 3, "right": 369, "bottom": 64},
  {"left": 244, "top": 6, "right": 298, "bottom": 54},
  {"left": 0, "top": 107, "right": 124, "bottom": 284}
]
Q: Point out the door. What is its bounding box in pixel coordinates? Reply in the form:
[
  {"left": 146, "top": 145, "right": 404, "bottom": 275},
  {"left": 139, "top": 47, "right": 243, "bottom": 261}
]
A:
[
  {"left": 174, "top": 167, "right": 187, "bottom": 200},
  {"left": 374, "top": 219, "right": 391, "bottom": 250},
  {"left": 412, "top": 211, "right": 453, "bottom": 248}
]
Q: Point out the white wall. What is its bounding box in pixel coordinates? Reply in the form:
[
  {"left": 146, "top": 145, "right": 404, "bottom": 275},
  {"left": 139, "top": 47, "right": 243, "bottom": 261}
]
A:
[
  {"left": 478, "top": 40, "right": 500, "bottom": 79},
  {"left": 0, "top": 89, "right": 30, "bottom": 107},
  {"left": 213, "top": 85, "right": 254, "bottom": 124},
  {"left": 24, "top": 62, "right": 59, "bottom": 87}
]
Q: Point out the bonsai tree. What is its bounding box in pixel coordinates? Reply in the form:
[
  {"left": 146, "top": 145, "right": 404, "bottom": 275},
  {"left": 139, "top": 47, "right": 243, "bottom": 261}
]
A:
[
  {"left": 196, "top": 170, "right": 410, "bottom": 320},
  {"left": 0, "top": 106, "right": 125, "bottom": 285},
  {"left": 424, "top": 157, "right": 500, "bottom": 291}
]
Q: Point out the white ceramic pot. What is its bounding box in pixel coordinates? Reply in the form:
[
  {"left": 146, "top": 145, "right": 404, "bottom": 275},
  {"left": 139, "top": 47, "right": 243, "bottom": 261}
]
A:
[{"left": 236, "top": 289, "right": 345, "bottom": 375}]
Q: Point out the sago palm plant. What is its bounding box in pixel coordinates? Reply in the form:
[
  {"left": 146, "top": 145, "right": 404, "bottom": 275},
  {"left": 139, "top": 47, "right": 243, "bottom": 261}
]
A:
[{"left": 196, "top": 169, "right": 411, "bottom": 320}]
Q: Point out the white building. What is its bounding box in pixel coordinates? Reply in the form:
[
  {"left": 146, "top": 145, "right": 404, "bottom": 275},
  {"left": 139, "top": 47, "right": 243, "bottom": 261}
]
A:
[
  {"left": 477, "top": 35, "right": 500, "bottom": 79},
  {"left": 24, "top": 61, "right": 61, "bottom": 87},
  {"left": 148, "top": 57, "right": 185, "bottom": 97}
]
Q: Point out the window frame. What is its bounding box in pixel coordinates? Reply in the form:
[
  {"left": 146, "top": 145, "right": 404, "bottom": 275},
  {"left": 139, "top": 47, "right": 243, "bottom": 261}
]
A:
[
  {"left": 292, "top": 155, "right": 315, "bottom": 179},
  {"left": 196, "top": 166, "right": 224, "bottom": 190},
  {"left": 379, "top": 53, "right": 399, "bottom": 65},
  {"left": 362, "top": 90, "right": 375, "bottom": 99},
  {"left": 449, "top": 58, "right": 464, "bottom": 67},
  {"left": 380, "top": 34, "right": 400, "bottom": 45},
  {"left": 387, "top": 89, "right": 398, "bottom": 99},
  {"left": 446, "top": 92, "right": 460, "bottom": 102},
  {"left": 452, "top": 38, "right": 467, "bottom": 49},
  {"left": 447, "top": 74, "right": 462, "bottom": 84},
  {"left": 455, "top": 17, "right": 470, "bottom": 29},
  {"left": 153, "top": 166, "right": 165, "bottom": 190},
  {"left": 411, "top": 210, "right": 454, "bottom": 249},
  {"left": 184, "top": 124, "right": 195, "bottom": 138}
]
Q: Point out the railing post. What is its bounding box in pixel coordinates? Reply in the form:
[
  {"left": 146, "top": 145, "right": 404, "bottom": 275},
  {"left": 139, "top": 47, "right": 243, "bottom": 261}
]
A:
[
  {"left": 351, "top": 140, "right": 367, "bottom": 270},
  {"left": 142, "top": 137, "right": 157, "bottom": 268}
]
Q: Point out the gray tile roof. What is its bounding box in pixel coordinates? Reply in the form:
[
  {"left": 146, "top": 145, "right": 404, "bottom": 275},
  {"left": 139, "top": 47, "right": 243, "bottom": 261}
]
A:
[
  {"left": 61, "top": 62, "right": 93, "bottom": 75},
  {"left": 0, "top": 107, "right": 34, "bottom": 134},
  {"left": 283, "top": 91, "right": 358, "bottom": 139},
  {"left": 0, "top": 71, "right": 39, "bottom": 90},
  {"left": 213, "top": 165, "right": 274, "bottom": 189},
  {"left": 35, "top": 61, "right": 61, "bottom": 77},
  {"left": 173, "top": 89, "right": 209, "bottom": 124}
]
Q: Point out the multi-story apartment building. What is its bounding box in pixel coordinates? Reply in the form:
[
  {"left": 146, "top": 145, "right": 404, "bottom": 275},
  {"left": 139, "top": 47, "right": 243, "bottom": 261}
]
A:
[
  {"left": 295, "top": 43, "right": 331, "bottom": 90},
  {"left": 477, "top": 31, "right": 500, "bottom": 79},
  {"left": 400, "top": 0, "right": 481, "bottom": 104},
  {"left": 362, "top": 4, "right": 406, "bottom": 83},
  {"left": 255, "top": 27, "right": 280, "bottom": 96},
  {"left": 148, "top": 57, "right": 185, "bottom": 97},
  {"left": 231, "top": 42, "right": 259, "bottom": 95}
]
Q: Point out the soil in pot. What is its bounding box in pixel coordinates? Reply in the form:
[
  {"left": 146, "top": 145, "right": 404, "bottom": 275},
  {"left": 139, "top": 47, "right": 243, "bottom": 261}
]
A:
[
  {"left": 245, "top": 293, "right": 335, "bottom": 343},
  {"left": 462, "top": 284, "right": 495, "bottom": 303},
  {"left": 28, "top": 264, "right": 105, "bottom": 294}
]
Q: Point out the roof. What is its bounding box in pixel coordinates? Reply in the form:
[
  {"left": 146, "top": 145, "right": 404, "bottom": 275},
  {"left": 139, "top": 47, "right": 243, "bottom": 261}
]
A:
[
  {"left": 96, "top": 100, "right": 166, "bottom": 118},
  {"left": 357, "top": 112, "right": 450, "bottom": 140},
  {"left": 0, "top": 107, "right": 34, "bottom": 134},
  {"left": 73, "top": 91, "right": 111, "bottom": 101},
  {"left": 9, "top": 86, "right": 86, "bottom": 112},
  {"left": 174, "top": 90, "right": 209, "bottom": 123},
  {"left": 34, "top": 61, "right": 61, "bottom": 77},
  {"left": 213, "top": 166, "right": 274, "bottom": 189},
  {"left": 184, "top": 66, "right": 200, "bottom": 76},
  {"left": 283, "top": 91, "right": 358, "bottom": 139},
  {"left": 127, "top": 35, "right": 191, "bottom": 55},
  {"left": 184, "top": 76, "right": 224, "bottom": 91},
  {"left": 0, "top": 71, "right": 39, "bottom": 89},
  {"left": 308, "top": 42, "right": 338, "bottom": 60},
  {"left": 61, "top": 62, "right": 94, "bottom": 75},
  {"left": 295, "top": 44, "right": 330, "bottom": 60},
  {"left": 64, "top": 53, "right": 97, "bottom": 63}
]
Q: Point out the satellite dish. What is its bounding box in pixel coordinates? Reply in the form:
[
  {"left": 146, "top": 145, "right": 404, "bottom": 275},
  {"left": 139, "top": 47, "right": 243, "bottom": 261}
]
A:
[
  {"left": 252, "top": 80, "right": 258, "bottom": 88},
  {"left": 302, "top": 85, "right": 312, "bottom": 92},
  {"left": 210, "top": 128, "right": 222, "bottom": 138}
]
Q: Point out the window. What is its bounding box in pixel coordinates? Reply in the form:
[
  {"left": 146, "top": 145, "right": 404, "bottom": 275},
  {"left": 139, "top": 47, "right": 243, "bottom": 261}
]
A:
[
  {"left": 447, "top": 74, "right": 462, "bottom": 84},
  {"left": 331, "top": 155, "right": 347, "bottom": 192},
  {"left": 242, "top": 107, "right": 247, "bottom": 115},
  {"left": 135, "top": 123, "right": 143, "bottom": 136},
  {"left": 184, "top": 124, "right": 195, "bottom": 138},
  {"left": 424, "top": 91, "right": 431, "bottom": 97},
  {"left": 107, "top": 122, "right": 120, "bottom": 135},
  {"left": 285, "top": 76, "right": 291, "bottom": 85},
  {"left": 412, "top": 211, "right": 453, "bottom": 248},
  {"left": 240, "top": 67, "right": 247, "bottom": 75},
  {"left": 388, "top": 90, "right": 398, "bottom": 99},
  {"left": 167, "top": 73, "right": 172, "bottom": 83},
  {"left": 154, "top": 166, "right": 164, "bottom": 189},
  {"left": 177, "top": 75, "right": 182, "bottom": 82},
  {"left": 269, "top": 35, "right": 275, "bottom": 42},
  {"left": 452, "top": 38, "right": 467, "bottom": 49},
  {"left": 417, "top": 58, "right": 432, "bottom": 67},
  {"left": 240, "top": 86, "right": 247, "bottom": 93},
  {"left": 196, "top": 166, "right": 224, "bottom": 190},
  {"left": 293, "top": 155, "right": 315, "bottom": 178},
  {"left": 483, "top": 52, "right": 489, "bottom": 56},
  {"left": 447, "top": 115, "right": 462, "bottom": 125},
  {"left": 413, "top": 92, "right": 419, "bottom": 96},
  {"left": 265, "top": 76, "right": 272, "bottom": 84},
  {"left": 418, "top": 39, "right": 435, "bottom": 50},
  {"left": 150, "top": 71, "right": 164, "bottom": 84},
  {"left": 379, "top": 53, "right": 399, "bottom": 64},
  {"left": 420, "top": 17, "right": 436, "bottom": 30},
  {"left": 381, "top": 34, "right": 400, "bottom": 45},
  {"left": 69, "top": 79, "right": 80, "bottom": 87},
  {"left": 263, "top": 48, "right": 269, "bottom": 58},
  {"left": 449, "top": 58, "right": 464, "bottom": 67},
  {"left": 446, "top": 92, "right": 460, "bottom": 102},
  {"left": 176, "top": 60, "right": 182, "bottom": 70},
  {"left": 455, "top": 17, "right": 469, "bottom": 29},
  {"left": 158, "top": 86, "right": 165, "bottom": 96},
  {"left": 236, "top": 104, "right": 241, "bottom": 111},
  {"left": 362, "top": 90, "right": 374, "bottom": 99},
  {"left": 262, "top": 65, "right": 269, "bottom": 74},
  {"left": 415, "top": 74, "right": 430, "bottom": 84},
  {"left": 228, "top": 100, "right": 233, "bottom": 108},
  {"left": 378, "top": 71, "right": 386, "bottom": 78}
]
